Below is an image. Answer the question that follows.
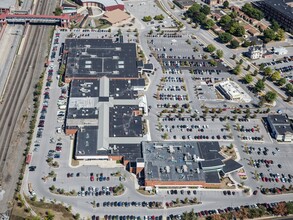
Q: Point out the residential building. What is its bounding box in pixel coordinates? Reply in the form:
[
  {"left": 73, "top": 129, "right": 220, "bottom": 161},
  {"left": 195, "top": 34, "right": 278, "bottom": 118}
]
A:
[
  {"left": 247, "top": 45, "right": 266, "bottom": 60},
  {"left": 253, "top": 0, "right": 293, "bottom": 33},
  {"left": 202, "top": 0, "right": 224, "bottom": 6}
]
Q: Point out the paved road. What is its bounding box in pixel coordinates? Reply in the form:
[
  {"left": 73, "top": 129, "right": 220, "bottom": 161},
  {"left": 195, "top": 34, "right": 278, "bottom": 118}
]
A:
[{"left": 0, "top": 0, "right": 57, "bottom": 213}]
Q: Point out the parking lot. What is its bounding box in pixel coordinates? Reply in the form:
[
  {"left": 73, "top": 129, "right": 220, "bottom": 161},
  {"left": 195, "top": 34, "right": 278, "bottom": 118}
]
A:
[
  {"left": 125, "top": 0, "right": 175, "bottom": 28},
  {"left": 236, "top": 141, "right": 293, "bottom": 191},
  {"left": 22, "top": 19, "right": 293, "bottom": 218}
]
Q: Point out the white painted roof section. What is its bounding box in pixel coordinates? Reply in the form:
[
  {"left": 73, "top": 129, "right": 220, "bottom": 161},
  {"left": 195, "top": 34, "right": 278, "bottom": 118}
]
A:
[
  {"left": 80, "top": 0, "right": 124, "bottom": 7},
  {"left": 0, "top": 0, "right": 16, "bottom": 9}
]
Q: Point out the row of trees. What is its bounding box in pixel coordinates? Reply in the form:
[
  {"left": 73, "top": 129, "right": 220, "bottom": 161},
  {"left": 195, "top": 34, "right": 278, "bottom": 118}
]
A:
[
  {"left": 178, "top": 201, "right": 293, "bottom": 220},
  {"left": 263, "top": 28, "right": 285, "bottom": 43},
  {"left": 219, "top": 14, "right": 245, "bottom": 37},
  {"left": 185, "top": 3, "right": 213, "bottom": 29},
  {"left": 260, "top": 66, "right": 293, "bottom": 97},
  {"left": 242, "top": 3, "right": 264, "bottom": 20},
  {"left": 142, "top": 15, "right": 165, "bottom": 22}
]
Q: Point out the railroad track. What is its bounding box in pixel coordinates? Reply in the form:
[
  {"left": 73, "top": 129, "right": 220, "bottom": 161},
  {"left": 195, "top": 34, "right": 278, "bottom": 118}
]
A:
[{"left": 0, "top": 0, "right": 51, "bottom": 177}]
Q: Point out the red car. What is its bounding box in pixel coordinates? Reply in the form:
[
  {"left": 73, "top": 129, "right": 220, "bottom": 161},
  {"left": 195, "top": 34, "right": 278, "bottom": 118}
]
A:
[{"left": 90, "top": 176, "right": 94, "bottom": 181}]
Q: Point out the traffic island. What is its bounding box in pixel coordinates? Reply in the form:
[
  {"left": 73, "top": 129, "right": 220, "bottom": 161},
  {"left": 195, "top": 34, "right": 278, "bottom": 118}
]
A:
[
  {"left": 11, "top": 194, "right": 75, "bottom": 220},
  {"left": 49, "top": 185, "right": 77, "bottom": 196},
  {"left": 113, "top": 184, "right": 125, "bottom": 196},
  {"left": 261, "top": 186, "right": 293, "bottom": 195},
  {"left": 46, "top": 158, "right": 59, "bottom": 168},
  {"left": 166, "top": 197, "right": 200, "bottom": 208}
]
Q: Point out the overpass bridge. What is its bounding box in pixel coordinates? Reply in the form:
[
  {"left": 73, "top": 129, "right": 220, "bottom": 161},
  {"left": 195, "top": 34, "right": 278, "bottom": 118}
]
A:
[{"left": 0, "top": 14, "right": 70, "bottom": 27}]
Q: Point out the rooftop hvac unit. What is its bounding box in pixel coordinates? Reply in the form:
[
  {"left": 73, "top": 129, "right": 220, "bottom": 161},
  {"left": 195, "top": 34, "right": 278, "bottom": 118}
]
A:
[
  {"left": 165, "top": 166, "right": 170, "bottom": 173},
  {"left": 168, "top": 145, "right": 175, "bottom": 153},
  {"left": 182, "top": 165, "right": 188, "bottom": 173}
]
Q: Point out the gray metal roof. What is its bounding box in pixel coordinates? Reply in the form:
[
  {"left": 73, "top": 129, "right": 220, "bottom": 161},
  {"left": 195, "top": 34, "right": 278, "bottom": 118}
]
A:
[
  {"left": 223, "top": 159, "right": 243, "bottom": 174},
  {"left": 65, "top": 39, "right": 139, "bottom": 79},
  {"left": 142, "top": 141, "right": 242, "bottom": 184}
]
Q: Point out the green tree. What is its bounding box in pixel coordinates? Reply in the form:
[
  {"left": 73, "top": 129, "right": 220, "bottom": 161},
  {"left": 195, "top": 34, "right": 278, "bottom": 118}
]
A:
[
  {"left": 285, "top": 83, "right": 293, "bottom": 92},
  {"left": 200, "top": 5, "right": 211, "bottom": 15},
  {"left": 45, "top": 211, "right": 55, "bottom": 220},
  {"left": 54, "top": 7, "right": 62, "bottom": 16},
  {"left": 153, "top": 14, "right": 164, "bottom": 20},
  {"left": 275, "top": 29, "right": 285, "bottom": 41},
  {"left": 223, "top": 0, "right": 229, "bottom": 8},
  {"left": 244, "top": 74, "right": 253, "bottom": 84},
  {"left": 263, "top": 28, "right": 275, "bottom": 42},
  {"left": 204, "top": 19, "right": 215, "bottom": 29},
  {"left": 205, "top": 44, "right": 216, "bottom": 53},
  {"left": 74, "top": 213, "right": 80, "bottom": 220},
  {"left": 271, "top": 20, "right": 280, "bottom": 32},
  {"left": 242, "top": 40, "right": 251, "bottom": 47},
  {"left": 187, "top": 3, "right": 201, "bottom": 14},
  {"left": 195, "top": 12, "right": 207, "bottom": 24},
  {"left": 255, "top": 79, "right": 265, "bottom": 92},
  {"left": 264, "top": 67, "right": 272, "bottom": 76},
  {"left": 142, "top": 16, "right": 152, "bottom": 22},
  {"left": 233, "top": 65, "right": 241, "bottom": 75},
  {"left": 229, "top": 22, "right": 245, "bottom": 37},
  {"left": 278, "top": 78, "right": 287, "bottom": 86},
  {"left": 162, "top": 133, "right": 168, "bottom": 139},
  {"left": 216, "top": 49, "right": 224, "bottom": 58},
  {"left": 271, "top": 71, "right": 281, "bottom": 81},
  {"left": 230, "top": 11, "right": 237, "bottom": 19},
  {"left": 219, "top": 32, "right": 233, "bottom": 43},
  {"left": 219, "top": 14, "right": 232, "bottom": 27},
  {"left": 209, "top": 59, "right": 217, "bottom": 66},
  {"left": 264, "top": 91, "right": 277, "bottom": 103},
  {"left": 230, "top": 39, "right": 240, "bottom": 48},
  {"left": 242, "top": 3, "right": 264, "bottom": 20}
]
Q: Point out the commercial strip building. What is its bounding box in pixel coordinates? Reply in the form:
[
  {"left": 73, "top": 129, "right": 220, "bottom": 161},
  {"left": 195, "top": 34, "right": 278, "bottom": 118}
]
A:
[
  {"left": 216, "top": 80, "right": 252, "bottom": 103},
  {"left": 63, "top": 38, "right": 148, "bottom": 171},
  {"left": 74, "top": 0, "right": 124, "bottom": 11},
  {"left": 266, "top": 114, "right": 293, "bottom": 142},
  {"left": 142, "top": 141, "right": 243, "bottom": 188},
  {"left": 67, "top": 77, "right": 148, "bottom": 159},
  {"left": 64, "top": 38, "right": 139, "bottom": 83},
  {"left": 253, "top": 0, "right": 293, "bottom": 33}
]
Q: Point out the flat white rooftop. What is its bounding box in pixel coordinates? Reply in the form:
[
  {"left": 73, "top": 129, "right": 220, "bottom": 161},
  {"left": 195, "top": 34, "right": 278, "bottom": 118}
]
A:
[
  {"left": 80, "top": 0, "right": 124, "bottom": 7},
  {"left": 0, "top": 0, "right": 16, "bottom": 9}
]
